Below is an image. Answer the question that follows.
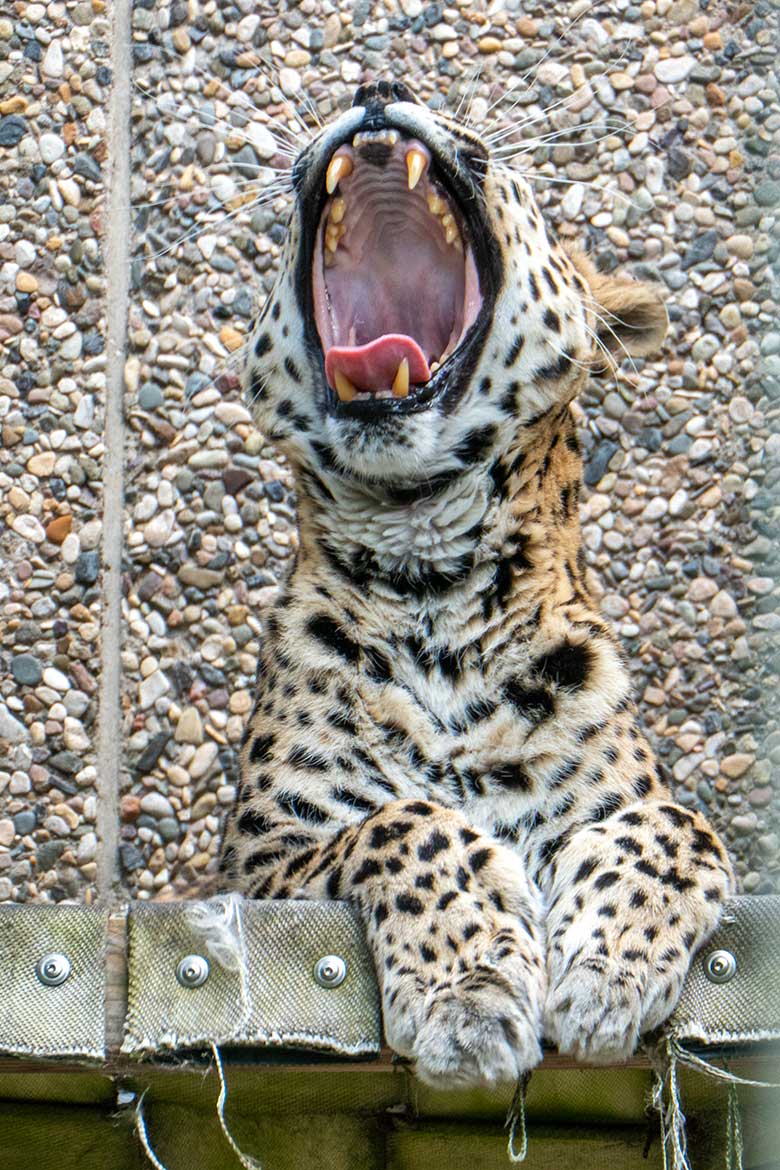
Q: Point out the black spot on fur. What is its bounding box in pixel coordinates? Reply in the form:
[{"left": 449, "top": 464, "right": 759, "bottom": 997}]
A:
[
  {"left": 237, "top": 809, "right": 273, "bottom": 836},
  {"left": 363, "top": 645, "right": 393, "bottom": 683},
  {"left": 285, "top": 847, "right": 317, "bottom": 878},
  {"left": 454, "top": 424, "right": 497, "bottom": 466},
  {"left": 574, "top": 858, "right": 598, "bottom": 883},
  {"left": 418, "top": 829, "right": 450, "bottom": 862},
  {"left": 404, "top": 801, "right": 433, "bottom": 817},
  {"left": 330, "top": 785, "right": 377, "bottom": 814},
  {"left": 353, "top": 857, "right": 383, "bottom": 885},
  {"left": 284, "top": 356, "right": 302, "bottom": 383},
  {"left": 464, "top": 697, "right": 498, "bottom": 724},
  {"left": 396, "top": 892, "right": 424, "bottom": 915},
  {"left": 370, "top": 820, "right": 414, "bottom": 849},
  {"left": 306, "top": 614, "right": 360, "bottom": 662},
  {"left": 549, "top": 757, "right": 581, "bottom": 788},
  {"left": 503, "top": 677, "right": 554, "bottom": 720},
  {"left": 254, "top": 332, "right": 272, "bottom": 356},
  {"left": 244, "top": 848, "right": 280, "bottom": 874},
  {"left": 287, "top": 745, "right": 330, "bottom": 771},
  {"left": 537, "top": 352, "right": 573, "bottom": 381},
  {"left": 277, "top": 793, "right": 329, "bottom": 824},
  {"left": 535, "top": 641, "right": 592, "bottom": 690},
  {"left": 504, "top": 334, "right": 526, "bottom": 367},
  {"left": 489, "top": 762, "right": 531, "bottom": 790},
  {"left": 615, "top": 835, "right": 642, "bottom": 857},
  {"left": 249, "top": 734, "right": 275, "bottom": 765},
  {"left": 634, "top": 773, "right": 653, "bottom": 798},
  {"left": 660, "top": 805, "right": 694, "bottom": 829},
  {"left": 469, "top": 848, "right": 491, "bottom": 873}
]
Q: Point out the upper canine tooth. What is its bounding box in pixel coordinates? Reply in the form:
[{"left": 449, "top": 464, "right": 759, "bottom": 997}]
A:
[
  {"left": 326, "top": 155, "right": 353, "bottom": 194},
  {"left": 334, "top": 369, "right": 358, "bottom": 402},
  {"left": 391, "top": 358, "right": 410, "bottom": 398},
  {"left": 406, "top": 148, "right": 427, "bottom": 191}
]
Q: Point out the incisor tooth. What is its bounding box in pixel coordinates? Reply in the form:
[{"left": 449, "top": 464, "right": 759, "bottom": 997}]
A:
[
  {"left": 334, "top": 369, "right": 358, "bottom": 402},
  {"left": 392, "top": 358, "right": 410, "bottom": 398},
  {"left": 406, "top": 148, "right": 427, "bottom": 191},
  {"left": 326, "top": 155, "right": 353, "bottom": 194}
]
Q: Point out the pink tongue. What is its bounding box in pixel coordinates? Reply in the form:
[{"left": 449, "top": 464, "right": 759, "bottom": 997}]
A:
[{"left": 325, "top": 334, "right": 430, "bottom": 392}]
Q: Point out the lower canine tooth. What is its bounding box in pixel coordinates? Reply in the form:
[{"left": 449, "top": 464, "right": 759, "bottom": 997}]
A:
[
  {"left": 392, "top": 358, "right": 410, "bottom": 398},
  {"left": 334, "top": 370, "right": 358, "bottom": 402}
]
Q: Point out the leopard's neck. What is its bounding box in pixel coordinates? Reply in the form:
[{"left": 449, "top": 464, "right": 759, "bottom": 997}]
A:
[{"left": 286, "top": 406, "right": 590, "bottom": 643}]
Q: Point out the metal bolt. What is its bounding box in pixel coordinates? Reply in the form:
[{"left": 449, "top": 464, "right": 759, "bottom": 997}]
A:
[
  {"left": 704, "top": 948, "right": 737, "bottom": 984},
  {"left": 176, "top": 954, "right": 210, "bottom": 988},
  {"left": 314, "top": 955, "right": 347, "bottom": 988},
  {"left": 36, "top": 953, "right": 72, "bottom": 987}
]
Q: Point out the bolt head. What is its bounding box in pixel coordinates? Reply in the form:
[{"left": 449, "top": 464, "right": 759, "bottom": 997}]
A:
[
  {"left": 704, "top": 948, "right": 737, "bottom": 984},
  {"left": 314, "top": 954, "right": 347, "bottom": 988},
  {"left": 176, "top": 954, "right": 210, "bottom": 988},
  {"left": 36, "top": 952, "right": 72, "bottom": 987}
]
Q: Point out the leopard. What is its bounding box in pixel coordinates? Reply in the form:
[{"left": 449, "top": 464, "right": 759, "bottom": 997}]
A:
[{"left": 218, "top": 80, "right": 734, "bottom": 1088}]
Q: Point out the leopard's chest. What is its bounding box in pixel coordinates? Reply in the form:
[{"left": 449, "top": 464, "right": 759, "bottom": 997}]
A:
[{"left": 355, "top": 640, "right": 542, "bottom": 822}]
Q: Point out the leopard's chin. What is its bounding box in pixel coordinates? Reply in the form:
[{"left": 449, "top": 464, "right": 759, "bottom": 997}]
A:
[{"left": 303, "top": 119, "right": 498, "bottom": 423}]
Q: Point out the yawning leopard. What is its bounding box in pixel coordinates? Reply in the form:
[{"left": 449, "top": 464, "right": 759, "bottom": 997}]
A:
[{"left": 219, "top": 80, "right": 734, "bottom": 1087}]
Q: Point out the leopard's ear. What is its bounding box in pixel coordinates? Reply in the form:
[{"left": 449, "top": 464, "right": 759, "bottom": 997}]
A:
[{"left": 567, "top": 249, "right": 668, "bottom": 368}]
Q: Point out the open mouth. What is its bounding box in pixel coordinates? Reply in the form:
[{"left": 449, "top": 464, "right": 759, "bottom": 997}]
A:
[{"left": 312, "top": 130, "right": 484, "bottom": 413}]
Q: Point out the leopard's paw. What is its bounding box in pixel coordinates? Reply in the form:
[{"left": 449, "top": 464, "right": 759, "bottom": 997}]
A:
[
  {"left": 412, "top": 971, "right": 543, "bottom": 1088},
  {"left": 544, "top": 957, "right": 642, "bottom": 1061},
  {"left": 544, "top": 954, "right": 687, "bottom": 1062}
]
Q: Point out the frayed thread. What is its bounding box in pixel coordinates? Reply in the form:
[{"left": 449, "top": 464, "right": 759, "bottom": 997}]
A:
[
  {"left": 506, "top": 1072, "right": 531, "bottom": 1163},
  {"left": 212, "top": 1042, "right": 265, "bottom": 1170},
  {"left": 670, "top": 1039, "right": 780, "bottom": 1089},
  {"left": 651, "top": 1039, "right": 691, "bottom": 1170},
  {"left": 132, "top": 1047, "right": 264, "bottom": 1170},
  {"left": 186, "top": 894, "right": 252, "bottom": 1032},
  {"left": 135, "top": 1091, "right": 172, "bottom": 1170},
  {"left": 726, "top": 1083, "right": 743, "bottom": 1170},
  {"left": 651, "top": 1035, "right": 780, "bottom": 1170},
  {"left": 186, "top": 893, "right": 246, "bottom": 972}
]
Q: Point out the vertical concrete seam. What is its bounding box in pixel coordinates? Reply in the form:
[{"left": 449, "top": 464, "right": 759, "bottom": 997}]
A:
[{"left": 96, "top": 0, "right": 132, "bottom": 905}]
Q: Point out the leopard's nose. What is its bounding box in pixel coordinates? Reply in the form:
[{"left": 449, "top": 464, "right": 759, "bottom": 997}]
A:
[{"left": 352, "top": 81, "right": 418, "bottom": 130}]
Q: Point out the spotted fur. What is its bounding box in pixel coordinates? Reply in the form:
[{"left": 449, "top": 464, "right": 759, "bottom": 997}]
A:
[{"left": 220, "top": 82, "right": 733, "bottom": 1086}]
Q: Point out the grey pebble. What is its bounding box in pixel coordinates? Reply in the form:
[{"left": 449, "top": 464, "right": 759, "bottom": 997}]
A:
[{"left": 11, "top": 654, "right": 43, "bottom": 686}]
